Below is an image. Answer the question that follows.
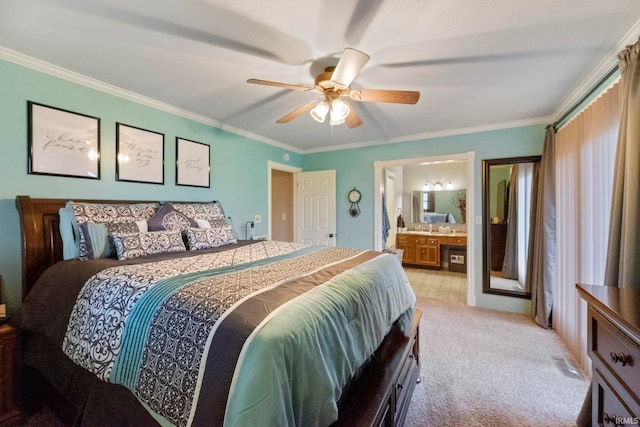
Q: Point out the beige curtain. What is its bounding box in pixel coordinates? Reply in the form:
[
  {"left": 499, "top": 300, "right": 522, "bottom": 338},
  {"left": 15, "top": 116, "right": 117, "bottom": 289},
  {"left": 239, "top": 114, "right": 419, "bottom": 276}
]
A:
[
  {"left": 604, "top": 37, "right": 640, "bottom": 289},
  {"left": 555, "top": 80, "right": 620, "bottom": 374},
  {"left": 577, "top": 37, "right": 640, "bottom": 427},
  {"left": 527, "top": 126, "right": 554, "bottom": 328}
]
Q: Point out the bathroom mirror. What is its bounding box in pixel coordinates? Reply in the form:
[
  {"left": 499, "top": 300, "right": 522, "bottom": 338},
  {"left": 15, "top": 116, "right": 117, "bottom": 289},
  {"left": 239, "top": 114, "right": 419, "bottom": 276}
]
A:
[
  {"left": 482, "top": 156, "right": 540, "bottom": 299},
  {"left": 411, "top": 189, "right": 466, "bottom": 224}
]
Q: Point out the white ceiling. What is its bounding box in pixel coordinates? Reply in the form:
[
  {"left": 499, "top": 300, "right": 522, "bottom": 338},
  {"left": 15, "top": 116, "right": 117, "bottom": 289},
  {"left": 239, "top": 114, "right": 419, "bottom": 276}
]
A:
[{"left": 2, "top": 0, "right": 640, "bottom": 153}]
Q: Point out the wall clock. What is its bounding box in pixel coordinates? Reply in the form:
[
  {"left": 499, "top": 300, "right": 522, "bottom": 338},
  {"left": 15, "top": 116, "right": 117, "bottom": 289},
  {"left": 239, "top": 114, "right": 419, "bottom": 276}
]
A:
[{"left": 348, "top": 188, "right": 361, "bottom": 217}]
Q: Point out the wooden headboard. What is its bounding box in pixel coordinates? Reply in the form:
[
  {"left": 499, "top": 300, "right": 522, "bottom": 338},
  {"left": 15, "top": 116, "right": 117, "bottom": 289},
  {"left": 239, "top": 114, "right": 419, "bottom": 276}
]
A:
[{"left": 15, "top": 196, "right": 157, "bottom": 299}]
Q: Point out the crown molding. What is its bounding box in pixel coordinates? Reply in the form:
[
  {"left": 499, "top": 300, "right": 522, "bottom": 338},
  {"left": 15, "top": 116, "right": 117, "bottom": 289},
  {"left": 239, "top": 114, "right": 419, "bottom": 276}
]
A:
[
  {"left": 552, "top": 19, "right": 640, "bottom": 121},
  {"left": 302, "top": 116, "right": 552, "bottom": 154},
  {"left": 0, "top": 46, "right": 302, "bottom": 154}
]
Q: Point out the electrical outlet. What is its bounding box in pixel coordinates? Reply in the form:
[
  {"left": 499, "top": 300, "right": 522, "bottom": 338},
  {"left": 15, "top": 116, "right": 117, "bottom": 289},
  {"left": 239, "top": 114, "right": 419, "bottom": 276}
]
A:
[{"left": 254, "top": 214, "right": 262, "bottom": 223}]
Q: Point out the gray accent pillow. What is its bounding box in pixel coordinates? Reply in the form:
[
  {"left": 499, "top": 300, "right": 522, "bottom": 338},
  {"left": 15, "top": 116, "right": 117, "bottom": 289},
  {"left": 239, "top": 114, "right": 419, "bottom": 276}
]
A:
[
  {"left": 79, "top": 222, "right": 140, "bottom": 259},
  {"left": 185, "top": 226, "right": 237, "bottom": 250},
  {"left": 111, "top": 230, "right": 186, "bottom": 260},
  {"left": 171, "top": 201, "right": 226, "bottom": 223},
  {"left": 148, "top": 202, "right": 197, "bottom": 232},
  {"left": 67, "top": 201, "right": 159, "bottom": 259}
]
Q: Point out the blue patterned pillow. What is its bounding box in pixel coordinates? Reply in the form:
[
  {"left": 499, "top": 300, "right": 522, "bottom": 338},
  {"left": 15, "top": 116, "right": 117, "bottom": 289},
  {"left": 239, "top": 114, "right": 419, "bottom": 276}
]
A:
[
  {"left": 148, "top": 202, "right": 197, "bottom": 232},
  {"left": 111, "top": 230, "right": 186, "bottom": 260}
]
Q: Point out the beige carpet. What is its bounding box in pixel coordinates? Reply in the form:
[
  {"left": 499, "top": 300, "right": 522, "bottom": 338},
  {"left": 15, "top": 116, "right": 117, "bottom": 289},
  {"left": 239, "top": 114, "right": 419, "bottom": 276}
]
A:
[{"left": 404, "top": 297, "right": 589, "bottom": 427}]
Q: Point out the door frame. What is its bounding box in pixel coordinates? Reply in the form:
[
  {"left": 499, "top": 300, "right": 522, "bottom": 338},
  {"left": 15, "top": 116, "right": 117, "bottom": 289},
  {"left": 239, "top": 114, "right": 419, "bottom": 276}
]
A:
[
  {"left": 373, "top": 151, "right": 476, "bottom": 306},
  {"left": 268, "top": 161, "right": 302, "bottom": 240}
]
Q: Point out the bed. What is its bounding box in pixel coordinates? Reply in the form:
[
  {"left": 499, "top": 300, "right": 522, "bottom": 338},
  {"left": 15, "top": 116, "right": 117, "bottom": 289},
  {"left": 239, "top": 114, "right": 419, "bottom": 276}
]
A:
[
  {"left": 14, "top": 195, "right": 421, "bottom": 427},
  {"left": 421, "top": 212, "right": 456, "bottom": 223}
]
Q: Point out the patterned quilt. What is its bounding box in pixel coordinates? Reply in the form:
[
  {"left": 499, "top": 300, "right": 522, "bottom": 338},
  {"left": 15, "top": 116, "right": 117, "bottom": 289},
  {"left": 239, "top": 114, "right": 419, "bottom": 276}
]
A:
[{"left": 62, "top": 241, "right": 416, "bottom": 427}]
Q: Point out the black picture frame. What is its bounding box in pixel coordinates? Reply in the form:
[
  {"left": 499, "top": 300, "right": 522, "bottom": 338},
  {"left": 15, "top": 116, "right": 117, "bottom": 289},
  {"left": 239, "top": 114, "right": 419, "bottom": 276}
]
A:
[
  {"left": 116, "top": 123, "right": 165, "bottom": 184},
  {"left": 28, "top": 101, "right": 101, "bottom": 179},
  {"left": 176, "top": 137, "right": 210, "bottom": 188}
]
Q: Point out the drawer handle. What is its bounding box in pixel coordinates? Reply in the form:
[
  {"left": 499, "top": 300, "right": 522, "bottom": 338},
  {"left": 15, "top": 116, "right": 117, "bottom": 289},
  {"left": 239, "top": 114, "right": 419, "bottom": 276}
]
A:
[{"left": 609, "top": 352, "right": 628, "bottom": 366}]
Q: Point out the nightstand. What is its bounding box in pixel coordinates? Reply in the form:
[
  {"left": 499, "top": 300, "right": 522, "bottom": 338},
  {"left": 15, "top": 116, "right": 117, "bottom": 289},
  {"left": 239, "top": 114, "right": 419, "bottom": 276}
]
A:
[{"left": 0, "top": 324, "right": 21, "bottom": 426}]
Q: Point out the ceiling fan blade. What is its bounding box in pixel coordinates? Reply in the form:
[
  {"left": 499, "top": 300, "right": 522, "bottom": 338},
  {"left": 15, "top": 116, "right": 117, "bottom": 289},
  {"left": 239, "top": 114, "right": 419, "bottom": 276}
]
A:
[
  {"left": 349, "top": 89, "right": 420, "bottom": 104},
  {"left": 247, "top": 79, "right": 314, "bottom": 92},
  {"left": 276, "top": 100, "right": 320, "bottom": 123},
  {"left": 344, "top": 102, "right": 363, "bottom": 128},
  {"left": 330, "top": 48, "right": 370, "bottom": 89}
]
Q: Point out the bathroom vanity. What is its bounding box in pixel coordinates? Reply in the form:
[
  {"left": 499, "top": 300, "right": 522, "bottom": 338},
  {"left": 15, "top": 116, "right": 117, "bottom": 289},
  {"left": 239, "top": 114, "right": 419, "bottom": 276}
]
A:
[{"left": 396, "top": 231, "right": 467, "bottom": 270}]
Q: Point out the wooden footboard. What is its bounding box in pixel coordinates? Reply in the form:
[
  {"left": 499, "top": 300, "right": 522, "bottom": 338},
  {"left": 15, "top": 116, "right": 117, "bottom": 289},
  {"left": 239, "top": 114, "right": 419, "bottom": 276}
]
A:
[{"left": 333, "top": 309, "right": 422, "bottom": 427}]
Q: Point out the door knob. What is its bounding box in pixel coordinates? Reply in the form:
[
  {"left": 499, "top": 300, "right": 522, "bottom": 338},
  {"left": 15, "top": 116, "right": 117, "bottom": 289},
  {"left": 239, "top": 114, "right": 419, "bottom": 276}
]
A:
[{"left": 329, "top": 233, "right": 336, "bottom": 238}]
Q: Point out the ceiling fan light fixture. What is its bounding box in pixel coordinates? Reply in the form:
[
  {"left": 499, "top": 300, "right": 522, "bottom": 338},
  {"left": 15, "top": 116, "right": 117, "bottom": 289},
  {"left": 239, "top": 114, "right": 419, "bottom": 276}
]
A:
[
  {"left": 310, "top": 101, "right": 330, "bottom": 123},
  {"left": 330, "top": 48, "right": 370, "bottom": 89},
  {"left": 329, "top": 98, "right": 350, "bottom": 126}
]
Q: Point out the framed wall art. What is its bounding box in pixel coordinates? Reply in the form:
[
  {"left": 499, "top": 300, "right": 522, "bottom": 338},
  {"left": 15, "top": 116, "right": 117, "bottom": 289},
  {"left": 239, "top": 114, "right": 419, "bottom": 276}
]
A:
[
  {"left": 28, "top": 101, "right": 100, "bottom": 179},
  {"left": 116, "top": 123, "right": 164, "bottom": 184},
  {"left": 176, "top": 137, "right": 210, "bottom": 188}
]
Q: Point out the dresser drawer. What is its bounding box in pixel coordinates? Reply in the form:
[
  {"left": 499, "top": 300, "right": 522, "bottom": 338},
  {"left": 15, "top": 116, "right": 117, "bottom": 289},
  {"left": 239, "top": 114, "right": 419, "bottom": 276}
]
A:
[
  {"left": 397, "top": 235, "right": 428, "bottom": 245},
  {"left": 593, "top": 369, "right": 639, "bottom": 425},
  {"left": 394, "top": 335, "right": 419, "bottom": 426},
  {"left": 446, "top": 236, "right": 467, "bottom": 246},
  {"left": 425, "top": 237, "right": 438, "bottom": 246},
  {"left": 590, "top": 308, "right": 640, "bottom": 405}
]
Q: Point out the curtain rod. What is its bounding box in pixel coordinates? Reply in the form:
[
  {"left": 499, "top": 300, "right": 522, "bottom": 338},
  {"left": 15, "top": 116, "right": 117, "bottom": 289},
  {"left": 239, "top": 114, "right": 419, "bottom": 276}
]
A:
[{"left": 553, "top": 64, "right": 619, "bottom": 129}]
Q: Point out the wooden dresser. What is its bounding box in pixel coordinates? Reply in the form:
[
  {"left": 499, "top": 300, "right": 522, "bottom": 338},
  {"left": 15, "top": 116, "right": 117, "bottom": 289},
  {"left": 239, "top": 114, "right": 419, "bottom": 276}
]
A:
[{"left": 576, "top": 284, "right": 639, "bottom": 425}]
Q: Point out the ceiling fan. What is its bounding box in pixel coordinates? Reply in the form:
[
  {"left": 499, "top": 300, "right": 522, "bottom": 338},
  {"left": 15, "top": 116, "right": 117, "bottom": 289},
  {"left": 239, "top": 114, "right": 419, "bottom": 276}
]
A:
[{"left": 247, "top": 48, "right": 420, "bottom": 128}]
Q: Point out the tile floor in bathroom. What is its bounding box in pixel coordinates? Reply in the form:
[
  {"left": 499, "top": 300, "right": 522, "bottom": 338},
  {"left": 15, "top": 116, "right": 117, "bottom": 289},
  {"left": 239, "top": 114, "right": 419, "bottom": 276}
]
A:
[{"left": 403, "top": 266, "right": 467, "bottom": 304}]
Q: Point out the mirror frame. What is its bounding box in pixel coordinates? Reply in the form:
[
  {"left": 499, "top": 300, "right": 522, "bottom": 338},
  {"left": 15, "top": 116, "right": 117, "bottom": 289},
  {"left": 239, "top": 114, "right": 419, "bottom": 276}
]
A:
[{"left": 482, "top": 155, "right": 541, "bottom": 299}]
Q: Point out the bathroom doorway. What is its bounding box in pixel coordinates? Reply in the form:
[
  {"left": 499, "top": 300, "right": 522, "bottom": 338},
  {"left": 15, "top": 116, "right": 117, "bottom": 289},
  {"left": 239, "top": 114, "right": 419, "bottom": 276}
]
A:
[{"left": 374, "top": 152, "right": 476, "bottom": 306}]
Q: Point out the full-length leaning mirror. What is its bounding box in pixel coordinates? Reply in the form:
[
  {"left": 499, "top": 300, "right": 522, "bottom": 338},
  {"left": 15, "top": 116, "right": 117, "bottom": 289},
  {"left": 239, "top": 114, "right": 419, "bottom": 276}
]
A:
[{"left": 482, "top": 156, "right": 541, "bottom": 298}]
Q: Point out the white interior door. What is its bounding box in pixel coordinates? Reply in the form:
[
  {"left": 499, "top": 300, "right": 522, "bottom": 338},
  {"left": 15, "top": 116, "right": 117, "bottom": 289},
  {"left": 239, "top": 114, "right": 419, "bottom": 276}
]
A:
[{"left": 296, "top": 170, "right": 336, "bottom": 246}]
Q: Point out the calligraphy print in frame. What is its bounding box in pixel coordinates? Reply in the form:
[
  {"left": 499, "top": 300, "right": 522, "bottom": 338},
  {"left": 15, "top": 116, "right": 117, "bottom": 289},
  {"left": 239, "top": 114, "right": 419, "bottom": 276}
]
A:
[
  {"left": 176, "top": 138, "right": 210, "bottom": 188},
  {"left": 28, "top": 101, "right": 100, "bottom": 179},
  {"left": 116, "top": 123, "right": 164, "bottom": 184}
]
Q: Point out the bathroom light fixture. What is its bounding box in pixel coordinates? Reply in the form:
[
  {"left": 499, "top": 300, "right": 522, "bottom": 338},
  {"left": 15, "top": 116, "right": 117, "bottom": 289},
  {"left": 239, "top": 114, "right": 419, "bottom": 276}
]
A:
[{"left": 423, "top": 180, "right": 454, "bottom": 191}]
